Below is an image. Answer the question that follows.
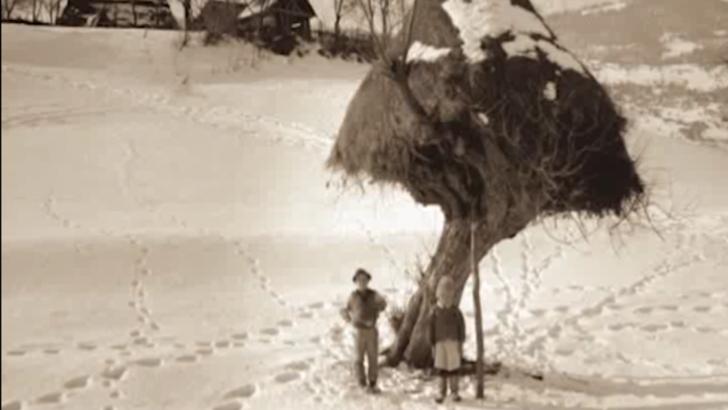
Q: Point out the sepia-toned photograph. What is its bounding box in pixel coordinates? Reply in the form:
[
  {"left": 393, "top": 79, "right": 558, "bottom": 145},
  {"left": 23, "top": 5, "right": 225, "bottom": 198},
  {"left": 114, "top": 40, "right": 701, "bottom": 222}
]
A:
[{"left": 2, "top": 0, "right": 727, "bottom": 409}]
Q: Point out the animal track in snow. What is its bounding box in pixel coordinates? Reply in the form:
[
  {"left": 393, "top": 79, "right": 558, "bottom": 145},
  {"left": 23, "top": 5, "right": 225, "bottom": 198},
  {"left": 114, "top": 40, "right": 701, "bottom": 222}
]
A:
[
  {"left": 274, "top": 371, "right": 301, "bottom": 383},
  {"left": 223, "top": 384, "right": 257, "bottom": 400},
  {"left": 136, "top": 357, "right": 164, "bottom": 367},
  {"left": 529, "top": 308, "right": 547, "bottom": 317},
  {"left": 1, "top": 401, "right": 25, "bottom": 410},
  {"left": 232, "top": 333, "right": 248, "bottom": 341},
  {"left": 197, "top": 348, "right": 215, "bottom": 356},
  {"left": 35, "top": 392, "right": 65, "bottom": 405},
  {"left": 670, "top": 320, "right": 687, "bottom": 328},
  {"left": 634, "top": 306, "right": 654, "bottom": 315},
  {"left": 102, "top": 366, "right": 129, "bottom": 381},
  {"left": 64, "top": 375, "right": 93, "bottom": 390},
  {"left": 695, "top": 326, "right": 716, "bottom": 334},
  {"left": 554, "top": 306, "right": 570, "bottom": 314},
  {"left": 641, "top": 324, "right": 669, "bottom": 333},
  {"left": 261, "top": 328, "right": 279, "bottom": 336},
  {"left": 554, "top": 347, "right": 574, "bottom": 357},
  {"left": 176, "top": 354, "right": 199, "bottom": 363},
  {"left": 212, "top": 402, "right": 243, "bottom": 410},
  {"left": 77, "top": 342, "right": 98, "bottom": 351},
  {"left": 285, "top": 360, "right": 311, "bottom": 372},
  {"left": 6, "top": 350, "right": 26, "bottom": 357}
]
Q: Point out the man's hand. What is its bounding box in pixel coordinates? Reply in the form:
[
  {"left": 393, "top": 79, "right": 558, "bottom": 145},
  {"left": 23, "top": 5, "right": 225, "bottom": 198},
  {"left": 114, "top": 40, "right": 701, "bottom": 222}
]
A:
[{"left": 340, "top": 308, "right": 351, "bottom": 323}]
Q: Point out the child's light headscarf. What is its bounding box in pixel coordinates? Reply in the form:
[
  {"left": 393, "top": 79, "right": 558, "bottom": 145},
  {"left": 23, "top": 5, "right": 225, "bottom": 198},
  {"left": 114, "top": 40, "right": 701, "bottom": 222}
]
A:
[{"left": 436, "top": 276, "right": 456, "bottom": 306}]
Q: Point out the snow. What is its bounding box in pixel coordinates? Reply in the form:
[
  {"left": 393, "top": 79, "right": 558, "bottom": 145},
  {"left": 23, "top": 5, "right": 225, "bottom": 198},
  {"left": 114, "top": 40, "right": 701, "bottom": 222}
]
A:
[
  {"left": 502, "top": 34, "right": 586, "bottom": 73},
  {"left": 437, "top": 0, "right": 586, "bottom": 72},
  {"left": 543, "top": 81, "right": 556, "bottom": 100},
  {"left": 406, "top": 41, "right": 451, "bottom": 63},
  {"left": 3, "top": 23, "right": 728, "bottom": 410},
  {"left": 593, "top": 63, "right": 728, "bottom": 92},
  {"left": 532, "top": 0, "right": 628, "bottom": 16},
  {"left": 477, "top": 112, "right": 490, "bottom": 125},
  {"left": 702, "top": 126, "right": 728, "bottom": 142},
  {"left": 660, "top": 33, "right": 704, "bottom": 60},
  {"left": 440, "top": 0, "right": 551, "bottom": 63},
  {"left": 579, "top": 0, "right": 628, "bottom": 16}
]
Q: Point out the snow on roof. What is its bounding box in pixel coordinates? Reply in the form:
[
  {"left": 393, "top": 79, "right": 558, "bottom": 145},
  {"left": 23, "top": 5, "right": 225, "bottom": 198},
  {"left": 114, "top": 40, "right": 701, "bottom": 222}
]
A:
[
  {"left": 440, "top": 0, "right": 551, "bottom": 63},
  {"left": 406, "top": 41, "right": 452, "bottom": 63},
  {"left": 502, "top": 33, "right": 586, "bottom": 73}
]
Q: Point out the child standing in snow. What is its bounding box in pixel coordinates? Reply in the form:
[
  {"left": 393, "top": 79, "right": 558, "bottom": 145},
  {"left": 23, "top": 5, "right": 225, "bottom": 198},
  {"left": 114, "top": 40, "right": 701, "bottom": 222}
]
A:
[
  {"left": 340, "top": 268, "right": 387, "bottom": 393},
  {"left": 429, "top": 276, "right": 465, "bottom": 403}
]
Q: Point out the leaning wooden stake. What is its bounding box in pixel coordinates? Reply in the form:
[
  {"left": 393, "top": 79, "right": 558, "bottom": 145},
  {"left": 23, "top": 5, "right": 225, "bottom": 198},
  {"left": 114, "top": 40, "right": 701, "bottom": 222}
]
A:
[{"left": 471, "top": 221, "right": 485, "bottom": 398}]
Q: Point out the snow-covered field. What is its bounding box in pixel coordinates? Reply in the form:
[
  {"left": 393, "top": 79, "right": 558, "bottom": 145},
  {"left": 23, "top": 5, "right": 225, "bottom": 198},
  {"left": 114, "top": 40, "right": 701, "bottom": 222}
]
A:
[{"left": 2, "top": 2, "right": 728, "bottom": 408}]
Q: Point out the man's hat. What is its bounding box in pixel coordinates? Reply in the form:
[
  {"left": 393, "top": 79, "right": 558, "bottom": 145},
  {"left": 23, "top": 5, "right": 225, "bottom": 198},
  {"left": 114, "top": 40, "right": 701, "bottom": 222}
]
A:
[{"left": 352, "top": 268, "right": 372, "bottom": 282}]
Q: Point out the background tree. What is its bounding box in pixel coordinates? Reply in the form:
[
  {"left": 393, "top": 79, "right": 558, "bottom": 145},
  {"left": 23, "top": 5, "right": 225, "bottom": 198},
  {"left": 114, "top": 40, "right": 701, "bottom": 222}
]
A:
[
  {"left": 329, "top": 0, "right": 644, "bottom": 395},
  {"left": 30, "top": 0, "right": 42, "bottom": 21},
  {"left": 2, "top": 0, "right": 24, "bottom": 19},
  {"left": 332, "top": 0, "right": 354, "bottom": 51},
  {"left": 181, "top": 0, "right": 192, "bottom": 46},
  {"left": 42, "top": 0, "right": 63, "bottom": 23}
]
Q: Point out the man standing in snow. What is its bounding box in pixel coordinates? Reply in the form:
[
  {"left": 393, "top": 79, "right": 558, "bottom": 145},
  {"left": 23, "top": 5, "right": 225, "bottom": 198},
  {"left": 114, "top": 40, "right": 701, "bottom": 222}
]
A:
[{"left": 341, "top": 268, "right": 387, "bottom": 393}]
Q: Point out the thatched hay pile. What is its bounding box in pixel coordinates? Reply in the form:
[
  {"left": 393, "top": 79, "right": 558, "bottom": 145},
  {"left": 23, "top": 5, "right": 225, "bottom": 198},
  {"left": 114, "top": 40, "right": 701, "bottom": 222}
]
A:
[{"left": 327, "top": 0, "right": 643, "bottom": 221}]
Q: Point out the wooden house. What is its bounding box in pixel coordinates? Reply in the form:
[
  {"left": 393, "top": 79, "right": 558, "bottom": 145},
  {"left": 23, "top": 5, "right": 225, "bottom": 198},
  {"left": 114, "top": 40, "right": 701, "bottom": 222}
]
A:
[
  {"left": 237, "top": 0, "right": 316, "bottom": 41},
  {"left": 58, "top": 0, "right": 177, "bottom": 28}
]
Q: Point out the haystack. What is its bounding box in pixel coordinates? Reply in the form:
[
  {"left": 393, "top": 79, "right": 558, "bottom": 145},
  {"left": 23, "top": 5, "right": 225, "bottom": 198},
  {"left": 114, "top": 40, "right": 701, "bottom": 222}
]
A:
[
  {"left": 329, "top": 0, "right": 642, "bottom": 220},
  {"left": 327, "top": 0, "right": 644, "bottom": 367}
]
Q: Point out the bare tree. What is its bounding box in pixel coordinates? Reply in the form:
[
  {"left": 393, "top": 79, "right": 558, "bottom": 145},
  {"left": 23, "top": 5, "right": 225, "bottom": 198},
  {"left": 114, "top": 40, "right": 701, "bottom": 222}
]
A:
[
  {"left": 180, "top": 0, "right": 192, "bottom": 46},
  {"left": 332, "top": 0, "right": 354, "bottom": 50},
  {"left": 43, "top": 0, "right": 63, "bottom": 23},
  {"left": 2, "top": 0, "right": 23, "bottom": 19},
  {"left": 30, "top": 0, "right": 42, "bottom": 22}
]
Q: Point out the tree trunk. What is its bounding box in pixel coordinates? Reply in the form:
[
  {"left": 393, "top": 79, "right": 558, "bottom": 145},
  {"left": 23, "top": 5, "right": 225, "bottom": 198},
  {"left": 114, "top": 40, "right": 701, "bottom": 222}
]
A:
[
  {"left": 31, "top": 0, "right": 38, "bottom": 22},
  {"left": 181, "top": 0, "right": 191, "bottom": 47},
  {"left": 333, "top": 14, "right": 341, "bottom": 51},
  {"left": 385, "top": 219, "right": 495, "bottom": 368}
]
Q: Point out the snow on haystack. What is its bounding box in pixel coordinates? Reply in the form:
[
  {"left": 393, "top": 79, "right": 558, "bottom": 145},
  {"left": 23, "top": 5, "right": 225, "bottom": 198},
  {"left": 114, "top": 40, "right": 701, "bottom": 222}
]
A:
[
  {"left": 502, "top": 34, "right": 585, "bottom": 73},
  {"left": 438, "top": 0, "right": 585, "bottom": 73},
  {"left": 660, "top": 33, "right": 703, "bottom": 60},
  {"left": 477, "top": 112, "right": 490, "bottom": 125},
  {"left": 441, "top": 0, "right": 551, "bottom": 63},
  {"left": 406, "top": 41, "right": 452, "bottom": 63},
  {"left": 594, "top": 63, "right": 728, "bottom": 92},
  {"left": 543, "top": 81, "right": 557, "bottom": 100}
]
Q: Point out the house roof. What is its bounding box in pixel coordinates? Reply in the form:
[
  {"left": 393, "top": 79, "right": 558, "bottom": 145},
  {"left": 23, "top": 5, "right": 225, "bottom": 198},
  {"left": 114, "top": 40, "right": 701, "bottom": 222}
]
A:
[{"left": 238, "top": 0, "right": 316, "bottom": 20}]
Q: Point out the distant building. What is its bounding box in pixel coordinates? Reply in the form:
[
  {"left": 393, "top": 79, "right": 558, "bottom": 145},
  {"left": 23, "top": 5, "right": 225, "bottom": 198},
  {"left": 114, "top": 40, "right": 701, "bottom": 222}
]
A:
[
  {"left": 237, "top": 0, "right": 316, "bottom": 41},
  {"left": 58, "top": 0, "right": 178, "bottom": 28}
]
